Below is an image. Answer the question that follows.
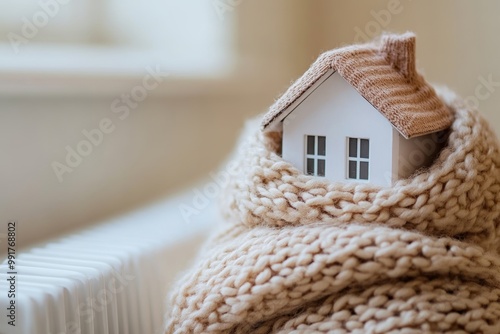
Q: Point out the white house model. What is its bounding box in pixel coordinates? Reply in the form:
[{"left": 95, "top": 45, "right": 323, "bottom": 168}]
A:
[{"left": 261, "top": 33, "right": 453, "bottom": 186}]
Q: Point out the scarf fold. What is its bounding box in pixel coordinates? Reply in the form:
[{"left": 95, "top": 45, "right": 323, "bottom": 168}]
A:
[{"left": 165, "top": 88, "right": 500, "bottom": 333}]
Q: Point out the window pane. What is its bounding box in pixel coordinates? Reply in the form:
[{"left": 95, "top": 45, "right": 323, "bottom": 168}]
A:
[
  {"left": 306, "top": 158, "right": 315, "bottom": 175},
  {"left": 348, "top": 138, "right": 357, "bottom": 157},
  {"left": 317, "top": 159, "right": 325, "bottom": 176},
  {"left": 318, "top": 136, "right": 326, "bottom": 156},
  {"left": 348, "top": 160, "right": 357, "bottom": 179},
  {"left": 307, "top": 136, "right": 315, "bottom": 155},
  {"left": 360, "top": 161, "right": 369, "bottom": 180},
  {"left": 105, "top": 0, "right": 231, "bottom": 72},
  {"left": 360, "top": 139, "right": 369, "bottom": 159}
]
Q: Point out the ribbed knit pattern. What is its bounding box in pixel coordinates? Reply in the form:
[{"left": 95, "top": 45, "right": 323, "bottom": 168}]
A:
[
  {"left": 165, "top": 88, "right": 500, "bottom": 333},
  {"left": 261, "top": 32, "right": 453, "bottom": 139}
]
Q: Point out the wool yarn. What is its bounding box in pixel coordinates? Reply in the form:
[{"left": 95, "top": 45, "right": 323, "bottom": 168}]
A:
[
  {"left": 164, "top": 89, "right": 500, "bottom": 333},
  {"left": 262, "top": 32, "right": 452, "bottom": 139}
]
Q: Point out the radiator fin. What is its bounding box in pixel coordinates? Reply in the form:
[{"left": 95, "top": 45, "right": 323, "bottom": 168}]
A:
[{"left": 0, "top": 195, "right": 213, "bottom": 334}]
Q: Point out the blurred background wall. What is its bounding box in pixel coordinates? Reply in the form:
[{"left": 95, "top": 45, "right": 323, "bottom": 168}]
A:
[{"left": 1, "top": 0, "right": 499, "bottom": 249}]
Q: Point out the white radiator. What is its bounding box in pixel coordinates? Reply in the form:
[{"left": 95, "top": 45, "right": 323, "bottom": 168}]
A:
[{"left": 0, "top": 193, "right": 214, "bottom": 334}]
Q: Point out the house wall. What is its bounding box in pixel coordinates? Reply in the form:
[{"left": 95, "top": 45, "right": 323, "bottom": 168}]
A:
[
  {"left": 282, "top": 72, "right": 394, "bottom": 187},
  {"left": 397, "top": 132, "right": 444, "bottom": 179}
]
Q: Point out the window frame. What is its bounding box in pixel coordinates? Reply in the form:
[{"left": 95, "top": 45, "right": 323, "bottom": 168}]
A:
[
  {"left": 347, "top": 137, "right": 370, "bottom": 181},
  {"left": 305, "top": 135, "right": 326, "bottom": 177}
]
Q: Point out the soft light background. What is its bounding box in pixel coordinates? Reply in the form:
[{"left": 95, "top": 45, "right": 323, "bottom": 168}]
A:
[{"left": 1, "top": 0, "right": 499, "bottom": 249}]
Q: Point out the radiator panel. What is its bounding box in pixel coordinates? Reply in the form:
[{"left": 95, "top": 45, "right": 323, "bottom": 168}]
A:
[{"left": 0, "top": 194, "right": 214, "bottom": 334}]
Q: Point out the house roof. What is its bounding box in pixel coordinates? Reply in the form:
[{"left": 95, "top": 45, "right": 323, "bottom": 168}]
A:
[{"left": 261, "top": 32, "right": 453, "bottom": 139}]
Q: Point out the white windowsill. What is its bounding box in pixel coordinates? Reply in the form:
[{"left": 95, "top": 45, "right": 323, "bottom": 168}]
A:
[
  {"left": 0, "top": 43, "right": 232, "bottom": 75},
  {"left": 0, "top": 43, "right": 256, "bottom": 98}
]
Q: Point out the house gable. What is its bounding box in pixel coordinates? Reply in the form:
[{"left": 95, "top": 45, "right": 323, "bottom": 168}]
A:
[{"left": 282, "top": 72, "right": 395, "bottom": 186}]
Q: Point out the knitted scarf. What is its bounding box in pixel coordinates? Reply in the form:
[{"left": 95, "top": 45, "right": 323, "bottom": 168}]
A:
[{"left": 165, "top": 88, "right": 500, "bottom": 333}]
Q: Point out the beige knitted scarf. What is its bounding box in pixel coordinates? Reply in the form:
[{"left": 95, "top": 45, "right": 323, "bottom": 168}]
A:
[{"left": 165, "top": 87, "right": 500, "bottom": 333}]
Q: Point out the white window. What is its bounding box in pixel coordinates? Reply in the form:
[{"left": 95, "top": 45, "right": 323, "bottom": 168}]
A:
[
  {"left": 0, "top": 0, "right": 232, "bottom": 76},
  {"left": 305, "top": 135, "right": 326, "bottom": 177},
  {"left": 347, "top": 137, "right": 370, "bottom": 180}
]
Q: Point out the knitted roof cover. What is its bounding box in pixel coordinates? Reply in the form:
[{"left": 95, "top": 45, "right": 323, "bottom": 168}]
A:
[
  {"left": 165, "top": 36, "right": 500, "bottom": 333},
  {"left": 261, "top": 32, "right": 453, "bottom": 139}
]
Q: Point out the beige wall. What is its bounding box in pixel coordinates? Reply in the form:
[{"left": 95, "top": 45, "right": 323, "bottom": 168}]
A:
[
  {"left": 239, "top": 0, "right": 500, "bottom": 128},
  {"left": 311, "top": 0, "right": 500, "bottom": 129},
  {"left": 0, "top": 96, "right": 264, "bottom": 248},
  {"left": 2, "top": 1, "right": 500, "bottom": 249},
  {"left": 0, "top": 1, "right": 311, "bottom": 249}
]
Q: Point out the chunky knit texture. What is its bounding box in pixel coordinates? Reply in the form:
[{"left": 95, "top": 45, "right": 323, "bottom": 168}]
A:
[{"left": 165, "top": 88, "right": 500, "bottom": 333}]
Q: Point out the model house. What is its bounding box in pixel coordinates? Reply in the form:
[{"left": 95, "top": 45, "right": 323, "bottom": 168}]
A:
[{"left": 261, "top": 33, "right": 453, "bottom": 186}]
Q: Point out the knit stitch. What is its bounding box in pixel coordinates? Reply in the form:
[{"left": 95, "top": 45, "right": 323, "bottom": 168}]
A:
[
  {"left": 165, "top": 86, "right": 500, "bottom": 333},
  {"left": 166, "top": 31, "right": 500, "bottom": 332},
  {"left": 261, "top": 32, "right": 452, "bottom": 139}
]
